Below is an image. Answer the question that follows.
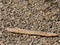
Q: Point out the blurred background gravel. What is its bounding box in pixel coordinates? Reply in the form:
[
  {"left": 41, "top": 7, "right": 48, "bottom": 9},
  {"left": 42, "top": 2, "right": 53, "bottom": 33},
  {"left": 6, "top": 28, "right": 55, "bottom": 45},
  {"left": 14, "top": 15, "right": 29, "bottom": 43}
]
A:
[{"left": 0, "top": 0, "right": 60, "bottom": 45}]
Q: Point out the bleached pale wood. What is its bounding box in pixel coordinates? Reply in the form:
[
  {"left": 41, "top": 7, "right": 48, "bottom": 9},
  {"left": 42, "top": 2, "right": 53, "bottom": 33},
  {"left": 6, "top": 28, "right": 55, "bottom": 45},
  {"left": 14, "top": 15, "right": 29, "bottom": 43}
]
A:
[{"left": 6, "top": 27, "right": 58, "bottom": 37}]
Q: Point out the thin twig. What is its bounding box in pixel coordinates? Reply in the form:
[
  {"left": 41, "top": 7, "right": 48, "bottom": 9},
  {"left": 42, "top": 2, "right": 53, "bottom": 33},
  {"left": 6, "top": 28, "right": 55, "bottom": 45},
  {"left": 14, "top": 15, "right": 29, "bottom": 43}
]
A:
[{"left": 6, "top": 27, "right": 58, "bottom": 37}]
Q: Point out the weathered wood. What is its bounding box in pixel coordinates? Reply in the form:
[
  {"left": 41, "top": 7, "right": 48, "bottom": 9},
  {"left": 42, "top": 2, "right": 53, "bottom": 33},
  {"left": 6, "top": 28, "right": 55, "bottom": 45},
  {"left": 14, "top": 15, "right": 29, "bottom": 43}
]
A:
[{"left": 6, "top": 27, "right": 58, "bottom": 37}]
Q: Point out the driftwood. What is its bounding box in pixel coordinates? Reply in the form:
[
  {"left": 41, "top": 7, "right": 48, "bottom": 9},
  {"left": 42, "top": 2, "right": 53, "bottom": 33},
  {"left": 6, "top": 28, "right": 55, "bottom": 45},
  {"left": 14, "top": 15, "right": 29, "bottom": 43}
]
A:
[{"left": 6, "top": 27, "right": 58, "bottom": 37}]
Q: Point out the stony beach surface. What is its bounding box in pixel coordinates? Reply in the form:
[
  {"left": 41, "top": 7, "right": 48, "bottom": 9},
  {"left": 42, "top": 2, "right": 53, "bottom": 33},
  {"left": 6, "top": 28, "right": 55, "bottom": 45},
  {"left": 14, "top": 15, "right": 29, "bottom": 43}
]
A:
[{"left": 0, "top": 0, "right": 60, "bottom": 45}]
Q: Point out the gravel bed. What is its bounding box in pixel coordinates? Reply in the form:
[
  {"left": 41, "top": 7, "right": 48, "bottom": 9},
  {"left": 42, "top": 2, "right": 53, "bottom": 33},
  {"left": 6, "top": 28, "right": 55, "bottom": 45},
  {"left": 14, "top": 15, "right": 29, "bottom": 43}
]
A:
[{"left": 0, "top": 0, "right": 60, "bottom": 45}]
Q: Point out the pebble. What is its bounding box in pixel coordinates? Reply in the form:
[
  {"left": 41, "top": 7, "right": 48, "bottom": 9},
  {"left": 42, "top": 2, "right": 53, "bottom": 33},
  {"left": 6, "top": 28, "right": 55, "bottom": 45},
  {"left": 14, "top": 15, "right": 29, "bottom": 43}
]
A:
[
  {"left": 0, "top": 31, "right": 2, "bottom": 35},
  {"left": 33, "top": 36, "right": 36, "bottom": 38},
  {"left": 0, "top": 3, "right": 3, "bottom": 8},
  {"left": 58, "top": 40, "right": 60, "bottom": 42}
]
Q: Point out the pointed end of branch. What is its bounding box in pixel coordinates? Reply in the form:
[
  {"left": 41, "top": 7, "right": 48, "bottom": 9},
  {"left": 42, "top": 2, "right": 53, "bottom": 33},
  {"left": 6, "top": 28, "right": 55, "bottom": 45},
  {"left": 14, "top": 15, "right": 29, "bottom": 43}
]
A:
[{"left": 45, "top": 32, "right": 59, "bottom": 37}]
